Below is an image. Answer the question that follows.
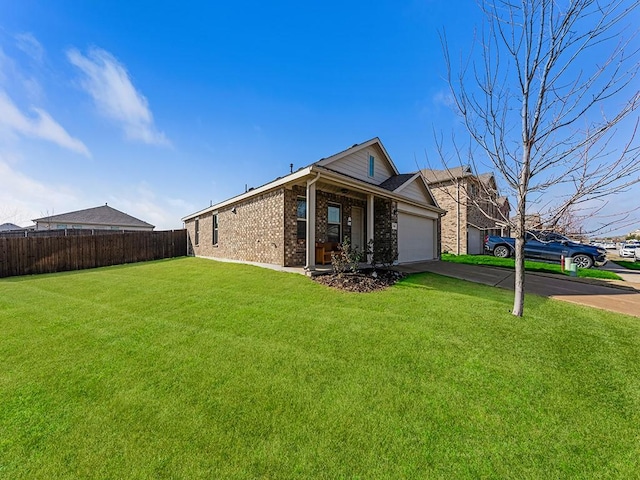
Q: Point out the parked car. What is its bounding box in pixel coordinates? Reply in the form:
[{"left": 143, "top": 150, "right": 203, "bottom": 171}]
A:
[
  {"left": 485, "top": 231, "right": 607, "bottom": 268},
  {"left": 619, "top": 243, "right": 639, "bottom": 258}
]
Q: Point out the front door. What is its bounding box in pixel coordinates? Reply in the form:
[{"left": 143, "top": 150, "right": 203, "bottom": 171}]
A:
[{"left": 351, "top": 207, "right": 365, "bottom": 253}]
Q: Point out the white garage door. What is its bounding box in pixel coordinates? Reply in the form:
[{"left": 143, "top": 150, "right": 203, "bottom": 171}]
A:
[
  {"left": 397, "top": 212, "right": 435, "bottom": 263},
  {"left": 467, "top": 226, "right": 483, "bottom": 255}
]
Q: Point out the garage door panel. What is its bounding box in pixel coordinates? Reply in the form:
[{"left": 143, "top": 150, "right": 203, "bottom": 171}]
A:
[
  {"left": 398, "top": 212, "right": 434, "bottom": 263},
  {"left": 467, "top": 227, "right": 483, "bottom": 255}
]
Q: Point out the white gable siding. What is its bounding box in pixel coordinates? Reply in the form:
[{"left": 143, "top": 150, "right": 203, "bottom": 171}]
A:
[
  {"left": 326, "top": 144, "right": 395, "bottom": 185},
  {"left": 398, "top": 180, "right": 436, "bottom": 206}
]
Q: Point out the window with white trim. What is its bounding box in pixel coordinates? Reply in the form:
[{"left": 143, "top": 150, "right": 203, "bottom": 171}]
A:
[
  {"left": 327, "top": 204, "right": 341, "bottom": 243},
  {"left": 297, "top": 197, "right": 306, "bottom": 240},
  {"left": 194, "top": 218, "right": 200, "bottom": 245},
  {"left": 368, "top": 155, "right": 375, "bottom": 178}
]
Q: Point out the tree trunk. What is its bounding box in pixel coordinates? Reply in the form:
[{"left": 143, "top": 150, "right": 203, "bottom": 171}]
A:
[
  {"left": 512, "top": 180, "right": 528, "bottom": 317},
  {"left": 512, "top": 235, "right": 525, "bottom": 317}
]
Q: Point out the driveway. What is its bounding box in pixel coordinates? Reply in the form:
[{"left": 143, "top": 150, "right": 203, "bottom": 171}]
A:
[{"left": 398, "top": 261, "right": 640, "bottom": 318}]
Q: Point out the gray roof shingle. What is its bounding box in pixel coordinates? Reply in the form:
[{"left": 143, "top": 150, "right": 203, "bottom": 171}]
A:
[
  {"left": 32, "top": 205, "right": 154, "bottom": 229},
  {"left": 420, "top": 166, "right": 473, "bottom": 184},
  {"left": 378, "top": 174, "right": 417, "bottom": 192}
]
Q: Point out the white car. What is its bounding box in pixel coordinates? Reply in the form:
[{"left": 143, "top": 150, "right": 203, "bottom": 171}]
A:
[{"left": 619, "top": 244, "right": 639, "bottom": 258}]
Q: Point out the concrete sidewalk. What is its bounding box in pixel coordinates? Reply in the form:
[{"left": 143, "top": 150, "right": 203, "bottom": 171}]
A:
[
  {"left": 397, "top": 261, "right": 640, "bottom": 318},
  {"left": 599, "top": 260, "right": 640, "bottom": 285}
]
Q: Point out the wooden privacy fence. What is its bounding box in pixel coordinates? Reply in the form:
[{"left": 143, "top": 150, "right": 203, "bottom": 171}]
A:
[{"left": 0, "top": 230, "right": 187, "bottom": 278}]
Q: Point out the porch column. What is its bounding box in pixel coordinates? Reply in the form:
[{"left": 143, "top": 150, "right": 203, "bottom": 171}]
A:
[
  {"left": 367, "top": 194, "right": 375, "bottom": 263},
  {"left": 305, "top": 177, "right": 318, "bottom": 270}
]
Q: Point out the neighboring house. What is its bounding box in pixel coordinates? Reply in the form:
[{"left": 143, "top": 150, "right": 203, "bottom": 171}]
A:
[
  {"left": 421, "top": 166, "right": 510, "bottom": 255},
  {"left": 0, "top": 223, "right": 23, "bottom": 231},
  {"left": 182, "top": 138, "right": 445, "bottom": 270},
  {"left": 511, "top": 213, "right": 543, "bottom": 231},
  {"left": 33, "top": 204, "right": 155, "bottom": 231}
]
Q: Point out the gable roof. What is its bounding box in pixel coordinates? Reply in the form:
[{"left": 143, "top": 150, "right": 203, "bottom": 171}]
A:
[
  {"left": 0, "top": 223, "right": 22, "bottom": 231},
  {"left": 182, "top": 138, "right": 445, "bottom": 221},
  {"left": 477, "top": 172, "right": 495, "bottom": 185},
  {"left": 497, "top": 196, "right": 510, "bottom": 207},
  {"left": 33, "top": 205, "right": 154, "bottom": 229},
  {"left": 314, "top": 137, "right": 400, "bottom": 176},
  {"left": 421, "top": 166, "right": 474, "bottom": 184}
]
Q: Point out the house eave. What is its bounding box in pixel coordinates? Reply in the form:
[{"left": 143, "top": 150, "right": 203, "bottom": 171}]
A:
[
  {"left": 315, "top": 137, "right": 401, "bottom": 176},
  {"left": 311, "top": 166, "right": 446, "bottom": 215},
  {"left": 181, "top": 166, "right": 314, "bottom": 222},
  {"left": 181, "top": 163, "right": 446, "bottom": 224}
]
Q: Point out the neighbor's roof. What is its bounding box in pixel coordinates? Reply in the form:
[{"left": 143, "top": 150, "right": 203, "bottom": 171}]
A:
[
  {"left": 32, "top": 205, "right": 154, "bottom": 229},
  {"left": 477, "top": 172, "right": 496, "bottom": 186},
  {"left": 421, "top": 167, "right": 498, "bottom": 189},
  {"left": 0, "top": 222, "right": 22, "bottom": 231},
  {"left": 421, "top": 166, "right": 474, "bottom": 184}
]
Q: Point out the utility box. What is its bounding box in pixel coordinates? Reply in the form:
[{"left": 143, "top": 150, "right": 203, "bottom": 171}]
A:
[{"left": 564, "top": 257, "right": 577, "bottom": 277}]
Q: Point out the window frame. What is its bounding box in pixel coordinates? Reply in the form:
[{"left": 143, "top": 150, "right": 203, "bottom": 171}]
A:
[
  {"left": 212, "top": 214, "right": 218, "bottom": 245},
  {"left": 194, "top": 218, "right": 200, "bottom": 246},
  {"left": 327, "top": 203, "right": 342, "bottom": 243},
  {"left": 296, "top": 197, "right": 307, "bottom": 241},
  {"left": 368, "top": 154, "right": 375, "bottom": 178}
]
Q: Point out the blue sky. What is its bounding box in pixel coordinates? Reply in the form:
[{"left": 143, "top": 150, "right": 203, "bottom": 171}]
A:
[{"left": 1, "top": 0, "right": 638, "bottom": 234}]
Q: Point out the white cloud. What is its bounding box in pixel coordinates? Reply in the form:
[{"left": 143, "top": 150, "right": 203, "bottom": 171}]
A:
[
  {"left": 0, "top": 157, "right": 78, "bottom": 226},
  {"left": 0, "top": 156, "right": 189, "bottom": 230},
  {"left": 108, "top": 182, "right": 192, "bottom": 230},
  {"left": 432, "top": 89, "right": 455, "bottom": 109},
  {"left": 0, "top": 47, "right": 11, "bottom": 84},
  {"left": 14, "top": 32, "right": 44, "bottom": 64},
  {"left": 0, "top": 90, "right": 91, "bottom": 156},
  {"left": 67, "top": 47, "right": 170, "bottom": 147}
]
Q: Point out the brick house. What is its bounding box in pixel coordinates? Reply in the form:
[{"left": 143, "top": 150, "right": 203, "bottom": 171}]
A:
[
  {"left": 421, "top": 166, "right": 510, "bottom": 255},
  {"left": 182, "top": 138, "right": 445, "bottom": 271}
]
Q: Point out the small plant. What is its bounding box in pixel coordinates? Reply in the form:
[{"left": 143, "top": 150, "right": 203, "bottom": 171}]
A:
[{"left": 331, "top": 237, "right": 368, "bottom": 275}]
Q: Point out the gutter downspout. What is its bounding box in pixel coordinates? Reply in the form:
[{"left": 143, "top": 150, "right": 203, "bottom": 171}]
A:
[{"left": 305, "top": 173, "right": 321, "bottom": 273}]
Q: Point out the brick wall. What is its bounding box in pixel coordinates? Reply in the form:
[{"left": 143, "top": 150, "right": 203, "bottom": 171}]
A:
[
  {"left": 373, "top": 198, "right": 398, "bottom": 263},
  {"left": 284, "top": 186, "right": 307, "bottom": 266},
  {"left": 430, "top": 177, "right": 504, "bottom": 254},
  {"left": 429, "top": 181, "right": 467, "bottom": 254},
  {"left": 185, "top": 188, "right": 285, "bottom": 265},
  {"left": 186, "top": 185, "right": 396, "bottom": 267},
  {"left": 466, "top": 179, "right": 501, "bottom": 230},
  {"left": 283, "top": 187, "right": 368, "bottom": 266}
]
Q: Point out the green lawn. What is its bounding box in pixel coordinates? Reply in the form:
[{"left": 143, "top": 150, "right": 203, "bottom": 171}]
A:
[
  {"left": 442, "top": 253, "right": 622, "bottom": 280},
  {"left": 1, "top": 258, "right": 639, "bottom": 478},
  {"left": 616, "top": 260, "right": 640, "bottom": 270}
]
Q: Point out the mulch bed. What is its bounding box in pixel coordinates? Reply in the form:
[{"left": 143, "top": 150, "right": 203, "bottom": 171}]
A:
[{"left": 312, "top": 268, "right": 406, "bottom": 293}]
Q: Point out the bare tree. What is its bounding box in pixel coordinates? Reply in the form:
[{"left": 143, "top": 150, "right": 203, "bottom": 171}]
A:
[
  {"left": 0, "top": 206, "right": 26, "bottom": 227},
  {"left": 442, "top": 0, "right": 640, "bottom": 316}
]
